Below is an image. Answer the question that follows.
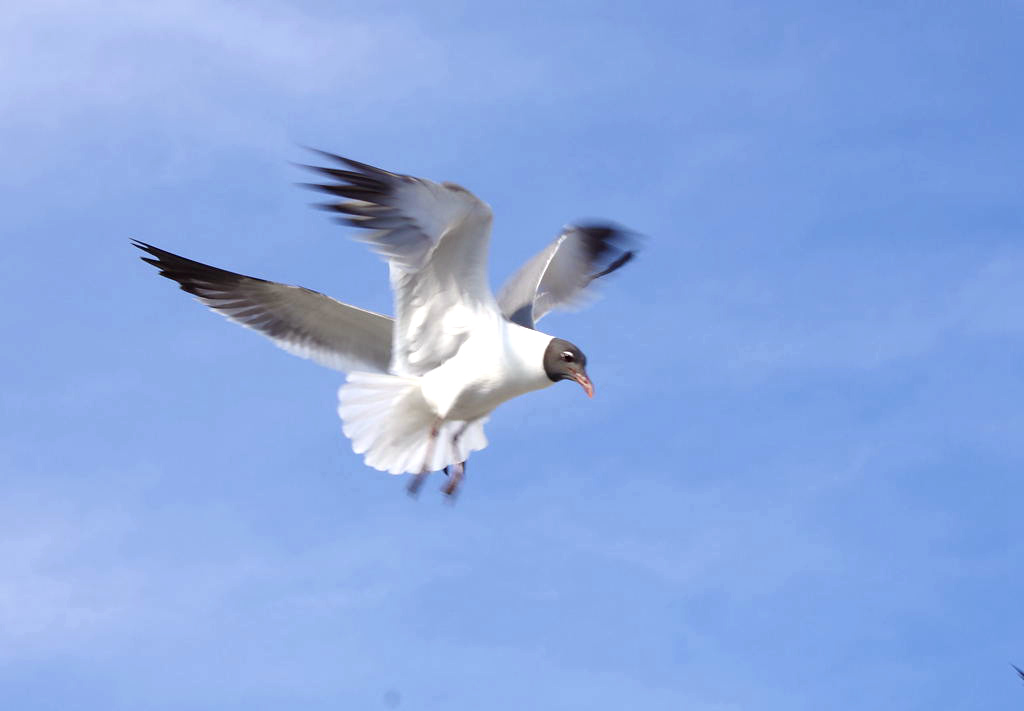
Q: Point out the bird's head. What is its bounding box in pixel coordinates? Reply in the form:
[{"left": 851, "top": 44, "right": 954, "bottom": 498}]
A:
[{"left": 543, "top": 338, "right": 594, "bottom": 398}]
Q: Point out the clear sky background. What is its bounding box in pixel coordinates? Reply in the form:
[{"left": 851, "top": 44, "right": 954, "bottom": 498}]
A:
[{"left": 3, "top": 1, "right": 1023, "bottom": 709}]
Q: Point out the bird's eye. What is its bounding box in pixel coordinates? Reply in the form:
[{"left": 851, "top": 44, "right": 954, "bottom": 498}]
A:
[{"left": 560, "top": 351, "right": 575, "bottom": 363}]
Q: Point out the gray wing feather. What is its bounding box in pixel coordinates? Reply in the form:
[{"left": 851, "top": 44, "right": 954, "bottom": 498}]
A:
[
  {"left": 497, "top": 224, "right": 636, "bottom": 329},
  {"left": 300, "top": 150, "right": 490, "bottom": 274},
  {"left": 133, "top": 241, "right": 393, "bottom": 373}
]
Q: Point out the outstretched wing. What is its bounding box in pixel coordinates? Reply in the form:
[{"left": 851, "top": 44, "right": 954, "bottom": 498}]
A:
[
  {"left": 301, "top": 151, "right": 496, "bottom": 376},
  {"left": 497, "top": 224, "right": 636, "bottom": 329},
  {"left": 133, "top": 240, "right": 393, "bottom": 373}
]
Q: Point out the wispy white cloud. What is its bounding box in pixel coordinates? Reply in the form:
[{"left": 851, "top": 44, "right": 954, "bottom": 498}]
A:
[
  {"left": 623, "top": 245, "right": 1024, "bottom": 386},
  {"left": 2, "top": 0, "right": 446, "bottom": 107},
  {"left": 0, "top": 4, "right": 430, "bottom": 182}
]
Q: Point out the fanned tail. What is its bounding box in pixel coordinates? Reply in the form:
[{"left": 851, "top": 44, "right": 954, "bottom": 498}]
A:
[{"left": 337, "top": 372, "right": 488, "bottom": 475}]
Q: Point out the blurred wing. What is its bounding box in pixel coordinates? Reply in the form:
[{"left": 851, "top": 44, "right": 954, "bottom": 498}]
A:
[
  {"left": 497, "top": 224, "right": 636, "bottom": 329},
  {"left": 301, "top": 150, "right": 492, "bottom": 275},
  {"left": 302, "top": 151, "right": 496, "bottom": 376},
  {"left": 134, "top": 241, "right": 393, "bottom": 373}
]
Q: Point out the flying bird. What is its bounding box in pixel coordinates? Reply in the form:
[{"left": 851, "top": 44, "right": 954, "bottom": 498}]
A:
[{"left": 134, "top": 151, "right": 635, "bottom": 495}]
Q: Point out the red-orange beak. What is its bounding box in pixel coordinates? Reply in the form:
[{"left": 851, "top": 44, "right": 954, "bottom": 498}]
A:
[{"left": 572, "top": 370, "right": 595, "bottom": 398}]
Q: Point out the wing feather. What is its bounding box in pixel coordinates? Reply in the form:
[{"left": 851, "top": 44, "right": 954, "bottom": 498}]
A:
[
  {"left": 497, "top": 224, "right": 636, "bottom": 329},
  {"left": 301, "top": 150, "right": 491, "bottom": 275},
  {"left": 133, "top": 240, "right": 393, "bottom": 373}
]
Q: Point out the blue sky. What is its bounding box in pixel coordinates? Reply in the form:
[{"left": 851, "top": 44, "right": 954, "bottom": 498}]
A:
[{"left": 3, "top": 0, "right": 1023, "bottom": 708}]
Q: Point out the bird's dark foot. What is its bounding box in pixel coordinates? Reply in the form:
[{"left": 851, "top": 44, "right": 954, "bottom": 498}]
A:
[
  {"left": 407, "top": 471, "right": 429, "bottom": 497},
  {"left": 442, "top": 461, "right": 466, "bottom": 497}
]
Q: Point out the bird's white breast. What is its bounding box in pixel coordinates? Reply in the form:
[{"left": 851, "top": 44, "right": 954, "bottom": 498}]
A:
[{"left": 420, "top": 314, "right": 554, "bottom": 421}]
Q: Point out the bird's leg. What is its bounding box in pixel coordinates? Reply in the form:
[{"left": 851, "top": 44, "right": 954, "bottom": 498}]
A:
[
  {"left": 407, "top": 420, "right": 441, "bottom": 497},
  {"left": 406, "top": 471, "right": 428, "bottom": 496},
  {"left": 441, "top": 423, "right": 471, "bottom": 497},
  {"left": 442, "top": 461, "right": 465, "bottom": 497}
]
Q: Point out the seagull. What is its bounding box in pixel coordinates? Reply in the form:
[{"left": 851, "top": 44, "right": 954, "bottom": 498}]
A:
[{"left": 134, "top": 151, "right": 635, "bottom": 496}]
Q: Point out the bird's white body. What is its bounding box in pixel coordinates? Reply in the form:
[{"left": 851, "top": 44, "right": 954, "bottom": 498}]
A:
[
  {"left": 419, "top": 313, "right": 555, "bottom": 421},
  {"left": 338, "top": 301, "right": 557, "bottom": 475}
]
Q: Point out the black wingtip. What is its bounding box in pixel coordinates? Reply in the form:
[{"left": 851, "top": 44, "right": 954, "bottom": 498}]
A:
[
  {"left": 1013, "top": 664, "right": 1024, "bottom": 681},
  {"left": 590, "top": 249, "right": 636, "bottom": 280},
  {"left": 131, "top": 240, "right": 270, "bottom": 297},
  {"left": 300, "top": 145, "right": 344, "bottom": 164},
  {"left": 293, "top": 150, "right": 402, "bottom": 228},
  {"left": 295, "top": 181, "right": 352, "bottom": 195},
  {"left": 131, "top": 238, "right": 161, "bottom": 260},
  {"left": 575, "top": 221, "right": 646, "bottom": 243},
  {"left": 131, "top": 239, "right": 181, "bottom": 267},
  {"left": 298, "top": 147, "right": 398, "bottom": 177},
  {"left": 568, "top": 221, "right": 641, "bottom": 282}
]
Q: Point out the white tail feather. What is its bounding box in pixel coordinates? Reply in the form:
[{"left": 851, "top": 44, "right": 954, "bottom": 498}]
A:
[{"left": 338, "top": 372, "right": 488, "bottom": 475}]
